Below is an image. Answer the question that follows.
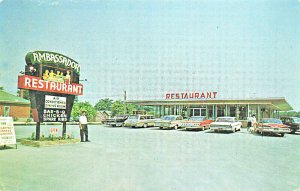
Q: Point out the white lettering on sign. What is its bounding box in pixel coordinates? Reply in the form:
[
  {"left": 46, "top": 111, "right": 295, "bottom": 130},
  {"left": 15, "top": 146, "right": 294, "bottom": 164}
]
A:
[
  {"left": 45, "top": 95, "right": 66, "bottom": 109},
  {"left": 18, "top": 75, "right": 83, "bottom": 95},
  {"left": 32, "top": 52, "right": 80, "bottom": 72},
  {"left": 43, "top": 109, "right": 68, "bottom": 122},
  {"left": 0, "top": 117, "right": 16, "bottom": 146}
]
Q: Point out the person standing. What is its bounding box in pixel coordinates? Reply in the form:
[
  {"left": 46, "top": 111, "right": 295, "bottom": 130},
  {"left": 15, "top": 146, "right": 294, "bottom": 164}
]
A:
[
  {"left": 247, "top": 115, "right": 253, "bottom": 131},
  {"left": 251, "top": 115, "right": 257, "bottom": 129},
  {"left": 79, "top": 111, "right": 90, "bottom": 142}
]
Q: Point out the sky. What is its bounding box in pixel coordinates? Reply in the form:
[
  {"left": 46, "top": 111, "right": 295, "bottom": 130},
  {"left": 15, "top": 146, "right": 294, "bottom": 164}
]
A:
[{"left": 0, "top": 0, "right": 300, "bottom": 110}]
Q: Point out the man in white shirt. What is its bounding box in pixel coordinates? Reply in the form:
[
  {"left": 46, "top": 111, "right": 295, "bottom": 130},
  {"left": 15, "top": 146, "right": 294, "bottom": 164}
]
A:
[
  {"left": 247, "top": 115, "right": 253, "bottom": 131},
  {"left": 79, "top": 111, "right": 90, "bottom": 142},
  {"left": 251, "top": 115, "right": 257, "bottom": 129}
]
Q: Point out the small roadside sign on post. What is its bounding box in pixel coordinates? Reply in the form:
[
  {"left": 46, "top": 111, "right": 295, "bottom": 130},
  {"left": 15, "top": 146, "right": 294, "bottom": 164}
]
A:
[{"left": 0, "top": 117, "right": 17, "bottom": 149}]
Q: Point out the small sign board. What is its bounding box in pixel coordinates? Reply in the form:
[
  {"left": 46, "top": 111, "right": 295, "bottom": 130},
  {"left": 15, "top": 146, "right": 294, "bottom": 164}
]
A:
[
  {"left": 45, "top": 95, "right": 66, "bottom": 109},
  {"left": 43, "top": 109, "right": 68, "bottom": 122},
  {"left": 0, "top": 117, "right": 17, "bottom": 147},
  {"left": 50, "top": 128, "right": 59, "bottom": 135}
]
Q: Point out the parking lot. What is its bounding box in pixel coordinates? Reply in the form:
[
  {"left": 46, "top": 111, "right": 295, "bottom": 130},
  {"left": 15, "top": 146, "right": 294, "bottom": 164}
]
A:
[{"left": 1, "top": 125, "right": 300, "bottom": 191}]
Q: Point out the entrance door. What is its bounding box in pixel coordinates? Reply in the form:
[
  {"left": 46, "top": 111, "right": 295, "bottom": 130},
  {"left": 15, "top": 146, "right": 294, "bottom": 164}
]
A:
[{"left": 190, "top": 108, "right": 207, "bottom": 117}]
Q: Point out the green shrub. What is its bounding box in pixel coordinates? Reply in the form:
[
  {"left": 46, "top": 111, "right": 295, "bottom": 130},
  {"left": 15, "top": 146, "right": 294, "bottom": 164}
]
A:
[{"left": 31, "top": 132, "right": 35, "bottom": 140}]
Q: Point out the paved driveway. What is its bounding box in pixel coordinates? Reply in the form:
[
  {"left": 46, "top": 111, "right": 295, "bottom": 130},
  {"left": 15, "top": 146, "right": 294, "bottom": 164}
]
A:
[{"left": 0, "top": 125, "right": 300, "bottom": 191}]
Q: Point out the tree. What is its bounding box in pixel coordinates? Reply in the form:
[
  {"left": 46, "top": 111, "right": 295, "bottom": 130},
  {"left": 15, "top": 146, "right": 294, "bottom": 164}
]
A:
[
  {"left": 94, "top": 98, "right": 113, "bottom": 111},
  {"left": 17, "top": 89, "right": 30, "bottom": 100},
  {"left": 71, "top": 101, "right": 97, "bottom": 121},
  {"left": 126, "top": 103, "right": 138, "bottom": 114},
  {"left": 111, "top": 100, "right": 125, "bottom": 116}
]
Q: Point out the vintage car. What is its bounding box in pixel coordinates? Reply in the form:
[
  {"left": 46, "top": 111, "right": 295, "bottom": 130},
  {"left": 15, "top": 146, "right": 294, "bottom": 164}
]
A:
[
  {"left": 180, "top": 116, "right": 213, "bottom": 131},
  {"left": 107, "top": 115, "right": 128, "bottom": 127},
  {"left": 209, "top": 117, "right": 242, "bottom": 133},
  {"left": 256, "top": 118, "right": 290, "bottom": 137},
  {"left": 280, "top": 117, "right": 300, "bottom": 134},
  {"left": 124, "top": 115, "right": 156, "bottom": 128},
  {"left": 158, "top": 115, "right": 183, "bottom": 130}
]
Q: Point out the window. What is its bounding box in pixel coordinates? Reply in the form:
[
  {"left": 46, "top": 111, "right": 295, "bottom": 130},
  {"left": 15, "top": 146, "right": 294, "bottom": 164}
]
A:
[
  {"left": 217, "top": 106, "right": 225, "bottom": 117},
  {"left": 229, "top": 106, "right": 236, "bottom": 117},
  {"left": 239, "top": 106, "right": 247, "bottom": 120},
  {"left": 4, "top": 106, "right": 10, "bottom": 117}
]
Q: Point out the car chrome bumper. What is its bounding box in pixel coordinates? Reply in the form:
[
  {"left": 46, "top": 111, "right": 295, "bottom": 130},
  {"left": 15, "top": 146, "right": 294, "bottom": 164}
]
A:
[
  {"left": 210, "top": 126, "right": 233, "bottom": 131},
  {"left": 260, "top": 128, "right": 290, "bottom": 133},
  {"left": 184, "top": 126, "right": 204, "bottom": 130}
]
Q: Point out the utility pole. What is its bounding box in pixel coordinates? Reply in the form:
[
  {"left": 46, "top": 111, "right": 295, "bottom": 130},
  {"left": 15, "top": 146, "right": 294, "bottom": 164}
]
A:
[{"left": 124, "top": 90, "right": 127, "bottom": 114}]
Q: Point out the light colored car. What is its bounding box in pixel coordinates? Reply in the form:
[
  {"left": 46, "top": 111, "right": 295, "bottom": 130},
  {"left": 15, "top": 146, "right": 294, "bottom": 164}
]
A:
[
  {"left": 256, "top": 118, "right": 290, "bottom": 137},
  {"left": 107, "top": 115, "right": 128, "bottom": 127},
  {"left": 158, "top": 115, "right": 183, "bottom": 130},
  {"left": 180, "top": 116, "right": 213, "bottom": 131},
  {"left": 124, "top": 115, "right": 155, "bottom": 128},
  {"left": 209, "top": 117, "right": 242, "bottom": 133}
]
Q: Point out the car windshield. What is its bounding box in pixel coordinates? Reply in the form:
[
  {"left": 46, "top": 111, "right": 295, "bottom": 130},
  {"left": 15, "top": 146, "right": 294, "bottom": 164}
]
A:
[
  {"left": 189, "top": 117, "right": 205, "bottom": 121},
  {"left": 128, "top": 115, "right": 138, "bottom": 119},
  {"left": 262, "top": 118, "right": 282, "bottom": 124},
  {"left": 216, "top": 117, "right": 234, "bottom": 122},
  {"left": 162, "top": 116, "right": 176, "bottom": 121},
  {"left": 293, "top": 118, "right": 300, "bottom": 123}
]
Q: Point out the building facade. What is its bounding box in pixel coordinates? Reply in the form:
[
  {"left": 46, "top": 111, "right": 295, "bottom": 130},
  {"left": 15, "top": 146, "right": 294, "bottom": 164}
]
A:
[
  {"left": 0, "top": 90, "right": 30, "bottom": 120},
  {"left": 126, "top": 97, "right": 292, "bottom": 127}
]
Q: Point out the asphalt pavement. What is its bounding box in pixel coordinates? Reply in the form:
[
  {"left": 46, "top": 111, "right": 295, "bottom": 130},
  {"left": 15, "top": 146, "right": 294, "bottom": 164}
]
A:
[{"left": 0, "top": 125, "right": 300, "bottom": 191}]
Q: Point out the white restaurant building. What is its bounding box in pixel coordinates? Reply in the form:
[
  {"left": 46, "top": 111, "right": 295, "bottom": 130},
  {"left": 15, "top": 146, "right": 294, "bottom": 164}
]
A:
[{"left": 126, "top": 92, "right": 293, "bottom": 127}]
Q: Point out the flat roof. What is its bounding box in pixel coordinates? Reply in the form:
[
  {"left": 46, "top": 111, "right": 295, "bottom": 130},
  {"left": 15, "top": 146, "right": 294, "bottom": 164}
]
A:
[
  {"left": 126, "top": 97, "right": 293, "bottom": 111},
  {"left": 0, "top": 90, "right": 30, "bottom": 105}
]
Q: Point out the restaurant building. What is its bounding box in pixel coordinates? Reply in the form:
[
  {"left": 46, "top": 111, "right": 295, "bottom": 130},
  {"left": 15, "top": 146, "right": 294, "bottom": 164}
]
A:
[{"left": 126, "top": 92, "right": 293, "bottom": 127}]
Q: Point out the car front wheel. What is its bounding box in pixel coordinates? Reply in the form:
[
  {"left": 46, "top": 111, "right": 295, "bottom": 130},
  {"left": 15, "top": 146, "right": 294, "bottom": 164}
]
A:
[{"left": 290, "top": 129, "right": 296, "bottom": 134}]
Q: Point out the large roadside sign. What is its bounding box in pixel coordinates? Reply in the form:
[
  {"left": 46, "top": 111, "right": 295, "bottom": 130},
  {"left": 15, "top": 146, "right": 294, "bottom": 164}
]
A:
[
  {"left": 0, "top": 117, "right": 16, "bottom": 148},
  {"left": 17, "top": 51, "right": 83, "bottom": 123}
]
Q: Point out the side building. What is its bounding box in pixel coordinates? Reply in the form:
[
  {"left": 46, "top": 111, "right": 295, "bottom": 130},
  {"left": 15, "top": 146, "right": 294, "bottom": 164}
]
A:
[{"left": 0, "top": 90, "right": 30, "bottom": 120}]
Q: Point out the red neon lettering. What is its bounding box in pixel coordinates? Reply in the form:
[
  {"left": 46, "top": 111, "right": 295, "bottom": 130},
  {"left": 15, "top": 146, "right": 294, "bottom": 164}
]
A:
[
  {"left": 213, "top": 92, "right": 218, "bottom": 98},
  {"left": 206, "top": 92, "right": 212, "bottom": 98},
  {"left": 200, "top": 93, "right": 205, "bottom": 98}
]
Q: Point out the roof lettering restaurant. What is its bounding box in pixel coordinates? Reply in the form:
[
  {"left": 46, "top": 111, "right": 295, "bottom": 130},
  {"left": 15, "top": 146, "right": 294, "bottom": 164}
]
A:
[{"left": 126, "top": 92, "right": 293, "bottom": 127}]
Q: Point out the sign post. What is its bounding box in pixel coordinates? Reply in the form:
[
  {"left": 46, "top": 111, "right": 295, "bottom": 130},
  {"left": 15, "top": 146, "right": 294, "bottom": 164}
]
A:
[{"left": 18, "top": 51, "right": 83, "bottom": 140}]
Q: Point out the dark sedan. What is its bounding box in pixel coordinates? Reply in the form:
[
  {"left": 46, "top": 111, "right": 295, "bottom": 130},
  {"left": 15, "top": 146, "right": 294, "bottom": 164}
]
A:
[{"left": 280, "top": 117, "right": 300, "bottom": 134}]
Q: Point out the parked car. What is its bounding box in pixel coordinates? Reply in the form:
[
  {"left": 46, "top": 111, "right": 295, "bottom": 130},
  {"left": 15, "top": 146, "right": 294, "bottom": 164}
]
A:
[
  {"left": 107, "top": 115, "right": 129, "bottom": 127},
  {"left": 256, "top": 118, "right": 290, "bottom": 137},
  {"left": 180, "top": 116, "right": 213, "bottom": 131},
  {"left": 209, "top": 117, "right": 242, "bottom": 133},
  {"left": 280, "top": 117, "right": 300, "bottom": 134},
  {"left": 158, "top": 115, "right": 183, "bottom": 130},
  {"left": 124, "top": 115, "right": 155, "bottom": 128}
]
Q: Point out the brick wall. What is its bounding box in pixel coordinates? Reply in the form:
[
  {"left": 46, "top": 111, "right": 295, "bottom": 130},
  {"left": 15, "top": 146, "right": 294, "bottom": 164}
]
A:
[{"left": 0, "top": 105, "right": 30, "bottom": 118}]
